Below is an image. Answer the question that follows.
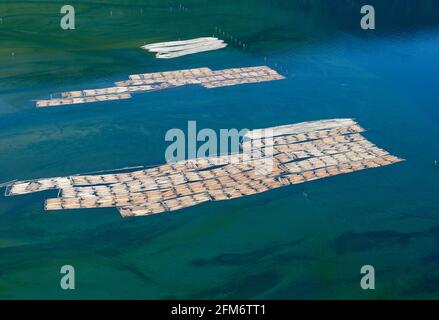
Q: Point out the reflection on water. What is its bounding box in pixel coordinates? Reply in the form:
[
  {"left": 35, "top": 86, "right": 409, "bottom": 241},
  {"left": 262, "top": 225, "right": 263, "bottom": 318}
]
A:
[{"left": 0, "top": 0, "right": 439, "bottom": 299}]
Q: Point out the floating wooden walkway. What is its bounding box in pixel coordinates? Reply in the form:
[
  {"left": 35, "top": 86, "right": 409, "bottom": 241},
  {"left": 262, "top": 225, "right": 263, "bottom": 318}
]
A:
[
  {"left": 3, "top": 119, "right": 403, "bottom": 217},
  {"left": 141, "top": 37, "right": 227, "bottom": 59},
  {"left": 35, "top": 66, "right": 285, "bottom": 108}
]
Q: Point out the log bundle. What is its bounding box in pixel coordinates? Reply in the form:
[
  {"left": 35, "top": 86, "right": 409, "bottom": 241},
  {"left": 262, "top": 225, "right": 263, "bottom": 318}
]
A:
[
  {"left": 140, "top": 37, "right": 227, "bottom": 59},
  {"left": 3, "top": 119, "right": 403, "bottom": 217},
  {"left": 35, "top": 66, "right": 285, "bottom": 108}
]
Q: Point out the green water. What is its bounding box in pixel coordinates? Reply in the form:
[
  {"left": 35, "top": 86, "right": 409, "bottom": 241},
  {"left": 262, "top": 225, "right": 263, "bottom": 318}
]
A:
[{"left": 1, "top": 0, "right": 439, "bottom": 299}]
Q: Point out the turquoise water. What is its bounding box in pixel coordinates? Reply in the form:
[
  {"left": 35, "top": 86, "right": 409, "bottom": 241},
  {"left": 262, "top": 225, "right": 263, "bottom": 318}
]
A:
[{"left": 0, "top": 0, "right": 439, "bottom": 299}]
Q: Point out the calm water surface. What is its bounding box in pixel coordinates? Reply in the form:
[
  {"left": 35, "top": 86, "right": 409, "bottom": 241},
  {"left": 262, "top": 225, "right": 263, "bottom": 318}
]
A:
[{"left": 0, "top": 0, "right": 439, "bottom": 299}]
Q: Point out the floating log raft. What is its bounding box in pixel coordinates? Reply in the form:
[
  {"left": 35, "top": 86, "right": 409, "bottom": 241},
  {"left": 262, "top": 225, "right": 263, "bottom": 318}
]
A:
[
  {"left": 2, "top": 119, "right": 404, "bottom": 217},
  {"left": 35, "top": 66, "right": 285, "bottom": 108},
  {"left": 140, "top": 37, "right": 227, "bottom": 59},
  {"left": 36, "top": 93, "right": 131, "bottom": 108}
]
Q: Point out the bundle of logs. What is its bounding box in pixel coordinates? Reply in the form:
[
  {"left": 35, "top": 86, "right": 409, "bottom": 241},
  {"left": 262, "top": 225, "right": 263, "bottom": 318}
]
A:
[{"left": 3, "top": 119, "right": 403, "bottom": 218}]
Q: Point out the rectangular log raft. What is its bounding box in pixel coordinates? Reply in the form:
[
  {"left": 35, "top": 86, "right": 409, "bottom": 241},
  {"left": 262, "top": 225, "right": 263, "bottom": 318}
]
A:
[
  {"left": 35, "top": 66, "right": 285, "bottom": 108},
  {"left": 2, "top": 119, "right": 404, "bottom": 217},
  {"left": 140, "top": 37, "right": 228, "bottom": 59}
]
